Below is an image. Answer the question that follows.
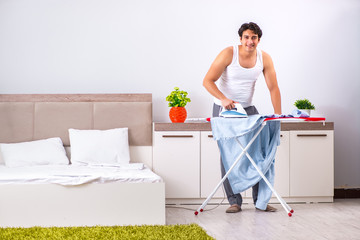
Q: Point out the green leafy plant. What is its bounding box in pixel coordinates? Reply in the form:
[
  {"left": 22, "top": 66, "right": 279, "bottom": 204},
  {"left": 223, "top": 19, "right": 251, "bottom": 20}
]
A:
[
  {"left": 166, "top": 87, "right": 191, "bottom": 107},
  {"left": 294, "top": 98, "right": 315, "bottom": 110}
]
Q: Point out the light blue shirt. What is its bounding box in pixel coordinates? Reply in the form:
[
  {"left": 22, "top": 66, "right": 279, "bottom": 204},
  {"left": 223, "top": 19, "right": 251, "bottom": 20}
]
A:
[{"left": 211, "top": 115, "right": 280, "bottom": 210}]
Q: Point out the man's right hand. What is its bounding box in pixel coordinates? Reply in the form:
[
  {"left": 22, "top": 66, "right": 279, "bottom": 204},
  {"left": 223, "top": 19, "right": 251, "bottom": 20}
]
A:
[{"left": 221, "top": 98, "right": 236, "bottom": 110}]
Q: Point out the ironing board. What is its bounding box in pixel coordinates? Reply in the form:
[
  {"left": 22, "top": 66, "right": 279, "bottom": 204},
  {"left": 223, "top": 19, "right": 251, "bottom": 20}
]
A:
[{"left": 195, "top": 116, "right": 326, "bottom": 217}]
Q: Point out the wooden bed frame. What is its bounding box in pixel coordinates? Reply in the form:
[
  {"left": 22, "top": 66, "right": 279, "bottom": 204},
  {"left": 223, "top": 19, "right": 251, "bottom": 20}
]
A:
[{"left": 0, "top": 94, "right": 165, "bottom": 227}]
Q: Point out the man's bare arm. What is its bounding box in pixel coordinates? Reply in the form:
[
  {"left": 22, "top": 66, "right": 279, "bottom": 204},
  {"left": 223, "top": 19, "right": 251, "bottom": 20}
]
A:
[
  {"left": 202, "top": 47, "right": 235, "bottom": 110},
  {"left": 262, "top": 51, "right": 282, "bottom": 114}
]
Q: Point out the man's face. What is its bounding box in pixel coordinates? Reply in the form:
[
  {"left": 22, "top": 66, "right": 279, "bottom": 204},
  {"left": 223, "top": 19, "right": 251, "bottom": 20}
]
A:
[{"left": 240, "top": 29, "right": 260, "bottom": 52}]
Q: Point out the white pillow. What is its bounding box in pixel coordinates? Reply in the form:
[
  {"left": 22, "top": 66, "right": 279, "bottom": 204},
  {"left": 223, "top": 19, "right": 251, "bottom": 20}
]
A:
[
  {"left": 69, "top": 128, "right": 130, "bottom": 165},
  {"left": 0, "top": 137, "right": 69, "bottom": 167}
]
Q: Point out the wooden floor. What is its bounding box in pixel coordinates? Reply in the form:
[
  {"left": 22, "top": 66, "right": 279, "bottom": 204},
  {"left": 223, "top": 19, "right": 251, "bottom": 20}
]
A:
[{"left": 166, "top": 199, "right": 360, "bottom": 240}]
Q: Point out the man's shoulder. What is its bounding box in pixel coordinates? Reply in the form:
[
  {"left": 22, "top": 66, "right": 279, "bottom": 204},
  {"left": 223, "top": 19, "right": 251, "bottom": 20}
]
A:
[
  {"left": 221, "top": 46, "right": 234, "bottom": 55},
  {"left": 215, "top": 46, "right": 234, "bottom": 65},
  {"left": 261, "top": 50, "right": 273, "bottom": 63},
  {"left": 260, "top": 50, "right": 270, "bottom": 58},
  {"left": 260, "top": 50, "right": 275, "bottom": 69}
]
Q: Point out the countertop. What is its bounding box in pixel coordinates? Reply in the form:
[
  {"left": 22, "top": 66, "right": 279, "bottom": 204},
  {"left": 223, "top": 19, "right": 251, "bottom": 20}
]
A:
[{"left": 154, "top": 121, "right": 334, "bottom": 131}]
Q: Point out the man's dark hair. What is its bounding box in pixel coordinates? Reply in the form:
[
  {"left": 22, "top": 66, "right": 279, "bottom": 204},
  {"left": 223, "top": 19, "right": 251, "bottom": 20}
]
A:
[{"left": 238, "top": 22, "right": 262, "bottom": 39}]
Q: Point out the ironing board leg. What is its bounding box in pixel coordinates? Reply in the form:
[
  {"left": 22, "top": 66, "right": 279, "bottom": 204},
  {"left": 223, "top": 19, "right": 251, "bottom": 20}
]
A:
[
  {"left": 235, "top": 138, "right": 294, "bottom": 216},
  {"left": 195, "top": 122, "right": 267, "bottom": 215}
]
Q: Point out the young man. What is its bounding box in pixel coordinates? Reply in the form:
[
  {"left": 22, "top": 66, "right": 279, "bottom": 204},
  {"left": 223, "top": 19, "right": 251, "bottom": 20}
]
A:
[{"left": 202, "top": 22, "right": 281, "bottom": 213}]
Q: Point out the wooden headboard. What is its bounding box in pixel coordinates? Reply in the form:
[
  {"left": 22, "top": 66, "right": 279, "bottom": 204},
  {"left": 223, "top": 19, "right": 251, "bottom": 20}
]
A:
[{"left": 0, "top": 94, "right": 152, "bottom": 146}]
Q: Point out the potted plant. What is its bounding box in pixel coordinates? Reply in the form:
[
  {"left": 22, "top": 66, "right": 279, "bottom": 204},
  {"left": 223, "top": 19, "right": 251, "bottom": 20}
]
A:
[
  {"left": 166, "top": 87, "right": 191, "bottom": 123},
  {"left": 294, "top": 98, "right": 315, "bottom": 116}
]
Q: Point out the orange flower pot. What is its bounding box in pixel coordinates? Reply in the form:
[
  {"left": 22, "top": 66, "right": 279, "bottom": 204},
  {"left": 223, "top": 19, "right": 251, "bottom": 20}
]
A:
[{"left": 169, "top": 107, "right": 187, "bottom": 123}]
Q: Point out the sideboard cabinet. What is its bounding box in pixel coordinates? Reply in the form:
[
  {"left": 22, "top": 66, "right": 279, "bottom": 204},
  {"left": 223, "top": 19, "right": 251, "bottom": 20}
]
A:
[{"left": 153, "top": 121, "right": 334, "bottom": 204}]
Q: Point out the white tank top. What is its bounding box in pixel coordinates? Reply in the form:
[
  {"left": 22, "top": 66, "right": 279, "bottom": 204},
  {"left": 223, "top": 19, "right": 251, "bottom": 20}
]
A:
[{"left": 214, "top": 45, "right": 263, "bottom": 108}]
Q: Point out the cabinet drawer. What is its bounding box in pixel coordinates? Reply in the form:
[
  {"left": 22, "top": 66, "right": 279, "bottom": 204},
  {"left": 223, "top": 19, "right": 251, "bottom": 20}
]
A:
[
  {"left": 273, "top": 131, "right": 290, "bottom": 197},
  {"left": 289, "top": 130, "right": 334, "bottom": 197},
  {"left": 153, "top": 131, "right": 200, "bottom": 198}
]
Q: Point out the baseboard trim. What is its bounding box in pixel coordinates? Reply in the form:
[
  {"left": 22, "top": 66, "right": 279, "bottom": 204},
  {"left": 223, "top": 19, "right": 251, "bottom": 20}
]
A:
[
  {"left": 334, "top": 188, "right": 360, "bottom": 199},
  {"left": 165, "top": 196, "right": 334, "bottom": 205}
]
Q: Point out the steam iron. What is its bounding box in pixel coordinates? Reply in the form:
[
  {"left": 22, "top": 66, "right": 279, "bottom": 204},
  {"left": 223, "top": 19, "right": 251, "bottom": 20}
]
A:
[{"left": 220, "top": 103, "right": 248, "bottom": 118}]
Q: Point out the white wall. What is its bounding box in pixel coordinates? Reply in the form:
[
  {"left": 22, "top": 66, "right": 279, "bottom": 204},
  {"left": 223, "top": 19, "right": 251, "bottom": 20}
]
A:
[{"left": 0, "top": 0, "right": 359, "bottom": 188}]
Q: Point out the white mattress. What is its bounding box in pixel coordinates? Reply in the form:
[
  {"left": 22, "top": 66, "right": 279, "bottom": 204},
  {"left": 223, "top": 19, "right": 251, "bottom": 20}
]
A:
[{"left": 0, "top": 164, "right": 163, "bottom": 185}]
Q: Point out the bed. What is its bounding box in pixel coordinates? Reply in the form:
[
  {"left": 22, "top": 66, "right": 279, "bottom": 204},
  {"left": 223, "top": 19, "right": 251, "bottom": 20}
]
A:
[{"left": 0, "top": 94, "right": 165, "bottom": 227}]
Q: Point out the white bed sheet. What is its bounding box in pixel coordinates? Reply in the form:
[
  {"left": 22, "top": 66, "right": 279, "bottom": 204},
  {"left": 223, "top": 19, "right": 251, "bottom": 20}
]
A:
[{"left": 0, "top": 164, "right": 163, "bottom": 185}]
